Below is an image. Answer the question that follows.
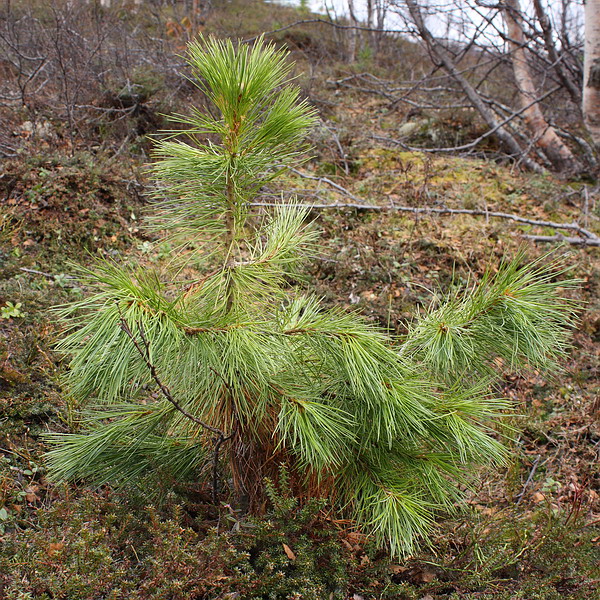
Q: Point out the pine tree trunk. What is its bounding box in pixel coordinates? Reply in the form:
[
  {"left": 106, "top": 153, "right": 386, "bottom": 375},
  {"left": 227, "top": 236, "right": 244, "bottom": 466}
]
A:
[
  {"left": 584, "top": 0, "right": 600, "bottom": 147},
  {"left": 503, "top": 0, "right": 580, "bottom": 173}
]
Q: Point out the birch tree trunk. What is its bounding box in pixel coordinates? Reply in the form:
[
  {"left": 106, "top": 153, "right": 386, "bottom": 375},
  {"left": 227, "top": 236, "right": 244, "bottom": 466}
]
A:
[
  {"left": 503, "top": 0, "right": 580, "bottom": 173},
  {"left": 347, "top": 0, "right": 358, "bottom": 63},
  {"left": 584, "top": 0, "right": 600, "bottom": 147}
]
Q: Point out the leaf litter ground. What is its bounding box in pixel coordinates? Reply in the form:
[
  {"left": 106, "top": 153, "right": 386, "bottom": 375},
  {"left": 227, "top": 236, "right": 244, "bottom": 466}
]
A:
[{"left": 1, "top": 137, "right": 599, "bottom": 600}]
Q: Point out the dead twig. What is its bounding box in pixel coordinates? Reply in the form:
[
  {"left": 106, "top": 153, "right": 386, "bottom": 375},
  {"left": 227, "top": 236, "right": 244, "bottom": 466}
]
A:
[
  {"left": 118, "top": 314, "right": 224, "bottom": 435},
  {"left": 18, "top": 267, "right": 79, "bottom": 286},
  {"left": 321, "top": 121, "right": 350, "bottom": 175},
  {"left": 266, "top": 168, "right": 600, "bottom": 246},
  {"left": 516, "top": 455, "right": 542, "bottom": 505},
  {"left": 118, "top": 309, "right": 232, "bottom": 504},
  {"left": 522, "top": 234, "right": 600, "bottom": 247},
  {"left": 285, "top": 166, "right": 363, "bottom": 203}
]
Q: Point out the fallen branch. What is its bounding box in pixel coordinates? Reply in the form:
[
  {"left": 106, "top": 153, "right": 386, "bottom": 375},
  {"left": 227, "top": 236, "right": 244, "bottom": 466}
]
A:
[
  {"left": 263, "top": 169, "right": 600, "bottom": 247},
  {"left": 254, "top": 199, "right": 600, "bottom": 245},
  {"left": 286, "top": 166, "right": 363, "bottom": 203},
  {"left": 404, "top": 0, "right": 542, "bottom": 172},
  {"left": 522, "top": 234, "right": 600, "bottom": 247}
]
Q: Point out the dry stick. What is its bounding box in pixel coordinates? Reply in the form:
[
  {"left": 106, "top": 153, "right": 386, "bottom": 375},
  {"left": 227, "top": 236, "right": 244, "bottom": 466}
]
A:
[
  {"left": 118, "top": 311, "right": 231, "bottom": 504},
  {"left": 322, "top": 121, "right": 350, "bottom": 175},
  {"left": 252, "top": 201, "right": 600, "bottom": 245},
  {"left": 516, "top": 455, "right": 542, "bottom": 505},
  {"left": 18, "top": 267, "right": 80, "bottom": 288},
  {"left": 18, "top": 267, "right": 74, "bottom": 280},
  {"left": 285, "top": 166, "right": 363, "bottom": 203},
  {"left": 263, "top": 170, "right": 600, "bottom": 246},
  {"left": 327, "top": 78, "right": 472, "bottom": 110},
  {"left": 522, "top": 234, "right": 600, "bottom": 247}
]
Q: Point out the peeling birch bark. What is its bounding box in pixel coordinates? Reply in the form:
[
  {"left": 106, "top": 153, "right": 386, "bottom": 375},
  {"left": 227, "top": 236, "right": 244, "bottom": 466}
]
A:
[
  {"left": 584, "top": 0, "right": 600, "bottom": 148},
  {"left": 503, "top": 0, "right": 580, "bottom": 173}
]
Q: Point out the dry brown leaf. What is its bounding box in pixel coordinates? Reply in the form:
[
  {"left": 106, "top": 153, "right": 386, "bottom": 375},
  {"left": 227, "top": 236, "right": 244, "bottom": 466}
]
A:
[
  {"left": 388, "top": 564, "right": 408, "bottom": 574},
  {"left": 346, "top": 531, "right": 367, "bottom": 545},
  {"left": 416, "top": 570, "right": 436, "bottom": 583},
  {"left": 282, "top": 543, "right": 296, "bottom": 561},
  {"left": 48, "top": 542, "right": 64, "bottom": 556},
  {"left": 341, "top": 539, "right": 354, "bottom": 551},
  {"left": 25, "top": 485, "right": 40, "bottom": 504}
]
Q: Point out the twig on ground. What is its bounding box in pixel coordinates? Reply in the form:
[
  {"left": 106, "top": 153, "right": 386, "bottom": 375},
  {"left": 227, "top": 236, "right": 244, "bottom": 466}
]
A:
[
  {"left": 516, "top": 455, "right": 542, "bottom": 505},
  {"left": 257, "top": 170, "right": 600, "bottom": 247},
  {"left": 285, "top": 166, "right": 363, "bottom": 203},
  {"left": 522, "top": 234, "right": 600, "bottom": 247},
  {"left": 321, "top": 121, "right": 350, "bottom": 175},
  {"left": 19, "top": 267, "right": 67, "bottom": 279},
  {"left": 18, "top": 267, "right": 79, "bottom": 285}
]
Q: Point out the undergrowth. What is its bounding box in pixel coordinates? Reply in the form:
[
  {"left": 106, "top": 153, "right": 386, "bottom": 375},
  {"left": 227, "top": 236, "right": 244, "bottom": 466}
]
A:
[
  {"left": 0, "top": 479, "right": 597, "bottom": 599},
  {"left": 0, "top": 474, "right": 351, "bottom": 600}
]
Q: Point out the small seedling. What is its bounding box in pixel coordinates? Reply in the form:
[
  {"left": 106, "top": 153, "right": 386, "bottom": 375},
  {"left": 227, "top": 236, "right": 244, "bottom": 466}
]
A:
[{"left": 1, "top": 301, "right": 24, "bottom": 319}]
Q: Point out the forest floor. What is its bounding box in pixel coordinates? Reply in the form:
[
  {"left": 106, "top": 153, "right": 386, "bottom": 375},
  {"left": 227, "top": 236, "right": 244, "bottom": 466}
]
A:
[{"left": 1, "top": 1, "right": 599, "bottom": 598}]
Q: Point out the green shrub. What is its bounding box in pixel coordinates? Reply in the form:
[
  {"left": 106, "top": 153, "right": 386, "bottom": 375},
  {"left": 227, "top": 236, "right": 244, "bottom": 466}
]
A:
[{"left": 1, "top": 485, "right": 349, "bottom": 600}]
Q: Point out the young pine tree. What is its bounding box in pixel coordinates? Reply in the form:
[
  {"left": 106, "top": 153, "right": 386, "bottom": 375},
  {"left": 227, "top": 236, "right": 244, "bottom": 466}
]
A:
[{"left": 47, "top": 37, "right": 577, "bottom": 557}]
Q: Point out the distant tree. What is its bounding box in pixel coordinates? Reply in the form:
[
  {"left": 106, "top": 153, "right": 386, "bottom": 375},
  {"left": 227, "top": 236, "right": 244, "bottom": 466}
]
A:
[
  {"left": 402, "top": 0, "right": 543, "bottom": 171},
  {"left": 584, "top": 0, "right": 600, "bottom": 147},
  {"left": 363, "top": 0, "right": 593, "bottom": 171},
  {"left": 503, "top": 0, "right": 580, "bottom": 172},
  {"left": 47, "top": 36, "right": 577, "bottom": 556}
]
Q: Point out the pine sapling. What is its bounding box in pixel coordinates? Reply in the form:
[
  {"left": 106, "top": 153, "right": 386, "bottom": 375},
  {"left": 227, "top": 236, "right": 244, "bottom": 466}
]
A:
[{"left": 46, "top": 37, "right": 578, "bottom": 556}]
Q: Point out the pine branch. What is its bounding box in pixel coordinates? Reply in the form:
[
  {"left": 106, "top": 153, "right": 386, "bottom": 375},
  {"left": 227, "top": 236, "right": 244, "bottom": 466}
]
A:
[{"left": 117, "top": 310, "right": 223, "bottom": 434}]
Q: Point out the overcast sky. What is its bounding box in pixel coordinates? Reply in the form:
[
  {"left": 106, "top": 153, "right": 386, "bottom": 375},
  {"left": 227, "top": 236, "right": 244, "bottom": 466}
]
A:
[{"left": 269, "top": 0, "right": 584, "bottom": 46}]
